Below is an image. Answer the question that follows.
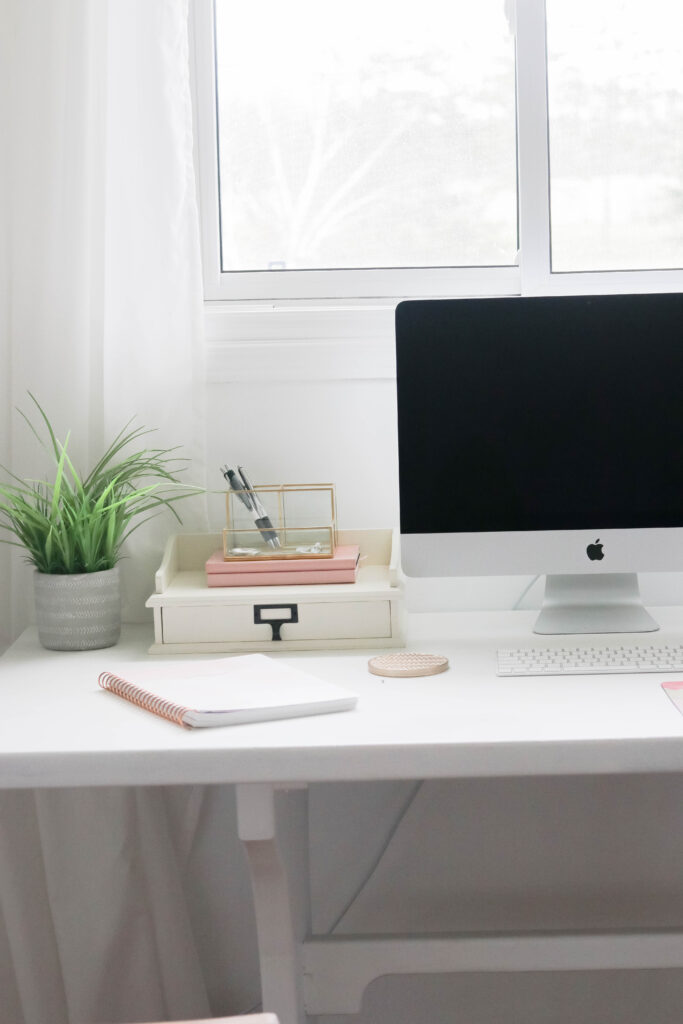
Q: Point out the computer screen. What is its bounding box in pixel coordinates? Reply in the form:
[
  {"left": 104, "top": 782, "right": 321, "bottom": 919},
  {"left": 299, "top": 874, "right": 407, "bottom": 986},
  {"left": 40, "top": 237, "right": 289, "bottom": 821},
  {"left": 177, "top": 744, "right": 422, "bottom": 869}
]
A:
[{"left": 395, "top": 293, "right": 683, "bottom": 634}]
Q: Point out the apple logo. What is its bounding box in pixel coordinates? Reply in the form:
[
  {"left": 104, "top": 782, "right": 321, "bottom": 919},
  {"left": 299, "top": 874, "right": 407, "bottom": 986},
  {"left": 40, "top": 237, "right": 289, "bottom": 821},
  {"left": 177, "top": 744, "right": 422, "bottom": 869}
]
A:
[{"left": 586, "top": 538, "right": 604, "bottom": 561}]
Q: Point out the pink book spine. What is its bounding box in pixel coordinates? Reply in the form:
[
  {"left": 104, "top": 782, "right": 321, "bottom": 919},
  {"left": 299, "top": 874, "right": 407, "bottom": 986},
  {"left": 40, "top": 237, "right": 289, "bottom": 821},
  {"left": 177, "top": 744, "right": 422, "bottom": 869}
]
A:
[{"left": 206, "top": 568, "right": 357, "bottom": 587}]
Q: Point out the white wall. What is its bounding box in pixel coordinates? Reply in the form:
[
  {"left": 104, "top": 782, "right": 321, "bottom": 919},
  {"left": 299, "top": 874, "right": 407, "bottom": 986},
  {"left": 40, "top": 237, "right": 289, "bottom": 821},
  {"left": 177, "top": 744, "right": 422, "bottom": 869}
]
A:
[{"left": 206, "top": 376, "right": 400, "bottom": 533}]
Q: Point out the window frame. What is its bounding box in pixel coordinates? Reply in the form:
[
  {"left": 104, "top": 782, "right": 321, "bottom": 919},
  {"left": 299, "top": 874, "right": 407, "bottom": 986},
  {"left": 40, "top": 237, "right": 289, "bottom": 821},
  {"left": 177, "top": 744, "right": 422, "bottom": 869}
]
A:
[
  {"left": 191, "top": 0, "right": 683, "bottom": 374},
  {"left": 192, "top": 0, "right": 521, "bottom": 303}
]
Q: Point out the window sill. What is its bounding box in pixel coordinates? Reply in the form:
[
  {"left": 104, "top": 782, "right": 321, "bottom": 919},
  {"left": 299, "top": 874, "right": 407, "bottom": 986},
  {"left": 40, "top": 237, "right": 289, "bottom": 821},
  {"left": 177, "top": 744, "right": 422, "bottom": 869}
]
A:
[
  {"left": 202, "top": 263, "right": 524, "bottom": 382},
  {"left": 204, "top": 301, "right": 398, "bottom": 382}
]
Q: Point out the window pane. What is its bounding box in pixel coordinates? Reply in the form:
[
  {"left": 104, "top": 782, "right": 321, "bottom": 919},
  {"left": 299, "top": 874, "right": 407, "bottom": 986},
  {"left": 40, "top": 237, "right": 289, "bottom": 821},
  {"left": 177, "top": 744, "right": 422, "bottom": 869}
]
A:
[
  {"left": 547, "top": 0, "right": 683, "bottom": 272},
  {"left": 214, "top": 0, "right": 517, "bottom": 273}
]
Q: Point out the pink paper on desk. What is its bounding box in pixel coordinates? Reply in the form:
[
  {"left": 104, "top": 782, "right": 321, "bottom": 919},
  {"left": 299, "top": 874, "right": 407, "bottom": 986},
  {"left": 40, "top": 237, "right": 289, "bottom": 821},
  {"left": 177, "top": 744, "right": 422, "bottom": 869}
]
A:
[{"left": 662, "top": 682, "right": 683, "bottom": 716}]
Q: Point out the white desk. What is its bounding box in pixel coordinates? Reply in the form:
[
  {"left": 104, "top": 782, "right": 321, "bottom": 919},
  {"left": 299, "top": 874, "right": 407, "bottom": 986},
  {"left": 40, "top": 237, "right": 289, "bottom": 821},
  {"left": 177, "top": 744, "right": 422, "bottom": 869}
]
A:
[{"left": 3, "top": 610, "right": 683, "bottom": 1023}]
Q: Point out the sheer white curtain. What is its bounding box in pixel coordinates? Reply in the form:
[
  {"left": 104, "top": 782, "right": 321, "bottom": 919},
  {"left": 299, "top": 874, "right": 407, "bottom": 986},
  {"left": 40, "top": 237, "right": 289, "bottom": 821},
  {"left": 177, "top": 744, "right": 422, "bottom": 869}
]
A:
[
  {"left": 1, "top": 0, "right": 207, "bottom": 636},
  {"left": 0, "top": 3, "right": 260, "bottom": 1022}
]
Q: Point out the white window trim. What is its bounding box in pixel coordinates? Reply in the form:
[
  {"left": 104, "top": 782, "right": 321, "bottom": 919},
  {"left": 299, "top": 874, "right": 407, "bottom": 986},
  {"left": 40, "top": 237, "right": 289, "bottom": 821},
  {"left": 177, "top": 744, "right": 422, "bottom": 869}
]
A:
[
  {"left": 192, "top": 0, "right": 683, "bottom": 381},
  {"left": 192, "top": 0, "right": 521, "bottom": 304}
]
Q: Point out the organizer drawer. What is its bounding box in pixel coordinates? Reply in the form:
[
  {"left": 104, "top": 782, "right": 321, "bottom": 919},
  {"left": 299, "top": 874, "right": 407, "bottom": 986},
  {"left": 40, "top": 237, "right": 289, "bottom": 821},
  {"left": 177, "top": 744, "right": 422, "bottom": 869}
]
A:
[{"left": 161, "top": 599, "right": 392, "bottom": 645}]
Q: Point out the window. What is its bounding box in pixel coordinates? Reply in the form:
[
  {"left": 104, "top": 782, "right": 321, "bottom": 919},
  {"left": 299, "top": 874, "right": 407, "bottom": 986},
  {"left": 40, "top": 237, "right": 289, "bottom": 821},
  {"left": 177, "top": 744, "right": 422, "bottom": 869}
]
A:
[
  {"left": 192, "top": 0, "right": 683, "bottom": 309},
  {"left": 214, "top": 0, "right": 517, "bottom": 277},
  {"left": 547, "top": 0, "right": 683, "bottom": 272},
  {"left": 194, "top": 0, "right": 520, "bottom": 300}
]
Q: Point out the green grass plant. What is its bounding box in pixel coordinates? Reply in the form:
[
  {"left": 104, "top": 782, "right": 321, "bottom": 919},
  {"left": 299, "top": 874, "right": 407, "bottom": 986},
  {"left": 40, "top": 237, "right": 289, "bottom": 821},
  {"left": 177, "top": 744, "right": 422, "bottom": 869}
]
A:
[{"left": 0, "top": 394, "right": 200, "bottom": 574}]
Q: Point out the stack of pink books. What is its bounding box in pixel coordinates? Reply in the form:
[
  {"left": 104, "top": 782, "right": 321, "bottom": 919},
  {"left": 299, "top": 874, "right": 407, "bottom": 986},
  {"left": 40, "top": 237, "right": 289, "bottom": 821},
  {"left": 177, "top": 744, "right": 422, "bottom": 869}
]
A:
[{"left": 205, "top": 545, "right": 360, "bottom": 588}]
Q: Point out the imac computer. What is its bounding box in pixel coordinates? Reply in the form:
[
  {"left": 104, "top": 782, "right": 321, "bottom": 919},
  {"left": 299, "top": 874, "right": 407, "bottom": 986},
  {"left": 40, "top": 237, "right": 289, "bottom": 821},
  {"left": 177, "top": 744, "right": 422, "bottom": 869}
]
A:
[{"left": 395, "top": 293, "right": 683, "bottom": 635}]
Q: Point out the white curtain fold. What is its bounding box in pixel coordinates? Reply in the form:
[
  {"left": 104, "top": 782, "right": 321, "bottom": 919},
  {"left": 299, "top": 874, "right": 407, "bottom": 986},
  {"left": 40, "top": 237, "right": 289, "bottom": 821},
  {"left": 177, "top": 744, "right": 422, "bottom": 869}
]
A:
[
  {"left": 102, "top": 0, "right": 209, "bottom": 621},
  {"left": 1, "top": 0, "right": 208, "bottom": 641},
  {"left": 0, "top": 3, "right": 258, "bottom": 1022},
  {"left": 0, "top": 786, "right": 263, "bottom": 1024}
]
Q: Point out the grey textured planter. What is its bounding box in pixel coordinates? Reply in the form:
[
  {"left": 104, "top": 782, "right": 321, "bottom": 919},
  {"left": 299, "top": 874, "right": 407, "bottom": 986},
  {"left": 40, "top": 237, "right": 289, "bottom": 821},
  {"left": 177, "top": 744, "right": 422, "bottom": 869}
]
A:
[{"left": 34, "top": 567, "right": 121, "bottom": 651}]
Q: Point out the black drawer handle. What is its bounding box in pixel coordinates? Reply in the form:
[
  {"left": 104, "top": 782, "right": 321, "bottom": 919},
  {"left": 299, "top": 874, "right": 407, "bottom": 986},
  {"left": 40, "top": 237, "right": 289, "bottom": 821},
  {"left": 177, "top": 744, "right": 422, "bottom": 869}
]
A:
[{"left": 253, "top": 603, "right": 299, "bottom": 641}]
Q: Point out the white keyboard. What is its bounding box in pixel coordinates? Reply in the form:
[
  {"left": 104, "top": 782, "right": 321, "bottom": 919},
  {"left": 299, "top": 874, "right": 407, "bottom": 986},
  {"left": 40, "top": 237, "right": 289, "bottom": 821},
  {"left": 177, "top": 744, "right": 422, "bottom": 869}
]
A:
[{"left": 497, "top": 643, "right": 683, "bottom": 676}]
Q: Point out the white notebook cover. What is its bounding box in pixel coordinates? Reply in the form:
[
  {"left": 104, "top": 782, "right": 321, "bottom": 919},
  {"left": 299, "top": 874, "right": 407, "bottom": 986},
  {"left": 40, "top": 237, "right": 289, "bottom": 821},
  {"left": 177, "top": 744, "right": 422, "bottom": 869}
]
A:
[{"left": 99, "top": 653, "right": 358, "bottom": 728}]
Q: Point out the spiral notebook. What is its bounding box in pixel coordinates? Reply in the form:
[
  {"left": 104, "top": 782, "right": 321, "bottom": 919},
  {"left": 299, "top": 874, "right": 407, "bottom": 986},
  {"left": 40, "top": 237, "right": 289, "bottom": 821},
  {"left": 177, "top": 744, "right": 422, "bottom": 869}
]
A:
[{"left": 98, "top": 653, "right": 358, "bottom": 728}]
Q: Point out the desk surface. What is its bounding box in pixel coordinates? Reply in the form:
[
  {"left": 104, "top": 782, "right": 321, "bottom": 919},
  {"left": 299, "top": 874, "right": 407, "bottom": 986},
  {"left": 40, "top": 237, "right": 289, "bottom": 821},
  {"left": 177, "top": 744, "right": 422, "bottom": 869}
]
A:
[{"left": 3, "top": 610, "right": 683, "bottom": 789}]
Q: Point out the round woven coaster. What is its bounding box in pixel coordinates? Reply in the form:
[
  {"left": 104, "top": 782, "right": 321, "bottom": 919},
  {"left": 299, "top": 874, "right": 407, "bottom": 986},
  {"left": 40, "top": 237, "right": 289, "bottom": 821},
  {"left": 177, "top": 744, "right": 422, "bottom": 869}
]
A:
[{"left": 368, "top": 652, "right": 449, "bottom": 678}]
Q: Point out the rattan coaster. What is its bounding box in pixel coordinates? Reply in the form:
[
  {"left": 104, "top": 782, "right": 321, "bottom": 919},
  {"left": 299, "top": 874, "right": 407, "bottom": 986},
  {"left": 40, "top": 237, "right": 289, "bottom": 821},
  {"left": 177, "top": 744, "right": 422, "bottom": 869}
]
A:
[{"left": 368, "top": 652, "right": 449, "bottom": 678}]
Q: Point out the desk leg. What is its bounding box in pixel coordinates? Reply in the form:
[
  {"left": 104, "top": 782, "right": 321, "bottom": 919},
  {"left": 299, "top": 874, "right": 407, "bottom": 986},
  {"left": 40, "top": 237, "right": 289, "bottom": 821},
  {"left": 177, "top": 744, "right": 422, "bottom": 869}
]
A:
[{"left": 236, "top": 783, "right": 309, "bottom": 1024}]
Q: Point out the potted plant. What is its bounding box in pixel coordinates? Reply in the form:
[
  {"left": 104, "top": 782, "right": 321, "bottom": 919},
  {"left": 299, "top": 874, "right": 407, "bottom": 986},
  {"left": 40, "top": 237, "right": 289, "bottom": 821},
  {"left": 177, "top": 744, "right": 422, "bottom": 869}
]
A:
[{"left": 0, "top": 394, "right": 200, "bottom": 651}]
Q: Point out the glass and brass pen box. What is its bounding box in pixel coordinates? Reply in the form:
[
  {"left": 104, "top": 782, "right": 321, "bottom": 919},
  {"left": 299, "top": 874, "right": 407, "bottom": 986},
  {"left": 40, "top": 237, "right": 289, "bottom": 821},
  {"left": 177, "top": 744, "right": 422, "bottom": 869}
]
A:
[{"left": 222, "top": 483, "right": 337, "bottom": 560}]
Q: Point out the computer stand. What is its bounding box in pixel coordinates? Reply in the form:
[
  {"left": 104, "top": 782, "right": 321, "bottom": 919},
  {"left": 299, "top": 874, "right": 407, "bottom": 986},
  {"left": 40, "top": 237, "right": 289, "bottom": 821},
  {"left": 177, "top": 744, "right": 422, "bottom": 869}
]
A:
[{"left": 533, "top": 572, "right": 660, "bottom": 635}]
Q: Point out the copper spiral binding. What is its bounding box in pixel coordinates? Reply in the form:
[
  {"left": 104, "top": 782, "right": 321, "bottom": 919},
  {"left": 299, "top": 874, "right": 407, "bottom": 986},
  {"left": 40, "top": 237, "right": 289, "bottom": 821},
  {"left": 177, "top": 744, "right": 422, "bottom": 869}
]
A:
[{"left": 98, "top": 671, "right": 191, "bottom": 727}]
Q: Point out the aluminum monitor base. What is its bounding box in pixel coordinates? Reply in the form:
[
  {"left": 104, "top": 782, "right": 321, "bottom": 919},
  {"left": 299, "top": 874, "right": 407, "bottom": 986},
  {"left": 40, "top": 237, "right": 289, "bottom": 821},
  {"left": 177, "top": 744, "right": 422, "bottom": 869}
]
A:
[{"left": 533, "top": 573, "right": 659, "bottom": 635}]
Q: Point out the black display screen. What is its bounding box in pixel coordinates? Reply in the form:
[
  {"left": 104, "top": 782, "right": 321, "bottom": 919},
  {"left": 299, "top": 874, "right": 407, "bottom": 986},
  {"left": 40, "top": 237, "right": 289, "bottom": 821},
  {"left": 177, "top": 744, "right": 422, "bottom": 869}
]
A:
[{"left": 395, "top": 293, "right": 683, "bottom": 534}]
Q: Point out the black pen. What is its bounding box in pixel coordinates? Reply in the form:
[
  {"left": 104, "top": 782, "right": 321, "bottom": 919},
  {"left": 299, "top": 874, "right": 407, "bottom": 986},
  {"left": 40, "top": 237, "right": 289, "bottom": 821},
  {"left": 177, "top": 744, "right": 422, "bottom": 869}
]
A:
[
  {"left": 222, "top": 464, "right": 281, "bottom": 548},
  {"left": 237, "top": 466, "right": 281, "bottom": 548}
]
